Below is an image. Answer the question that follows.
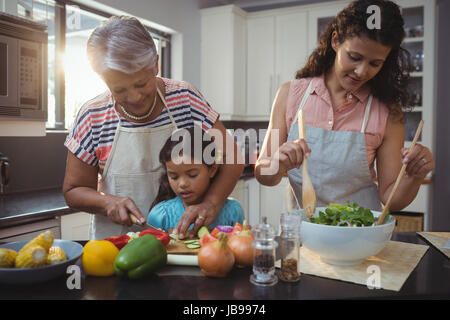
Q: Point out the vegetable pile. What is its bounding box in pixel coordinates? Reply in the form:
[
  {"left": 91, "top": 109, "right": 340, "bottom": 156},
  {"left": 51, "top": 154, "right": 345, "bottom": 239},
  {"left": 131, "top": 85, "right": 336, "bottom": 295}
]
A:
[
  {"left": 309, "top": 202, "right": 390, "bottom": 227},
  {"left": 197, "top": 221, "right": 255, "bottom": 277}
]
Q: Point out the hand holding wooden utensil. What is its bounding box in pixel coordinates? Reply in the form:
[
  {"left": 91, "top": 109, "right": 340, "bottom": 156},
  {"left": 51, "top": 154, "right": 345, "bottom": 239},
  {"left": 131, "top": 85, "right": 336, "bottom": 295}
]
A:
[{"left": 376, "top": 120, "right": 424, "bottom": 225}]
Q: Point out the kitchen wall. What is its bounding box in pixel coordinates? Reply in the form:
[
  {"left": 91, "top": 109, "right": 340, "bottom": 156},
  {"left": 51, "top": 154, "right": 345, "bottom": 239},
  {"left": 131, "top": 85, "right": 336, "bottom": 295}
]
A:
[{"left": 94, "top": 0, "right": 203, "bottom": 89}]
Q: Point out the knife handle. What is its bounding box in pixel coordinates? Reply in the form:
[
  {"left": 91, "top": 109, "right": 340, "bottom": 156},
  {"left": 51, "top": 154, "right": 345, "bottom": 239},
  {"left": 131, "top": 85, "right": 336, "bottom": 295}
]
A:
[{"left": 129, "top": 214, "right": 142, "bottom": 225}]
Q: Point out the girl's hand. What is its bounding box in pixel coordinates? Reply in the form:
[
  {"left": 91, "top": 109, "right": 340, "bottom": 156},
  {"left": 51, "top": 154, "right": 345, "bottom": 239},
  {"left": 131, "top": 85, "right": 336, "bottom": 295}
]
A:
[
  {"left": 174, "top": 200, "right": 218, "bottom": 239},
  {"left": 401, "top": 144, "right": 435, "bottom": 179},
  {"left": 270, "top": 139, "right": 310, "bottom": 174},
  {"left": 104, "top": 194, "right": 146, "bottom": 226}
]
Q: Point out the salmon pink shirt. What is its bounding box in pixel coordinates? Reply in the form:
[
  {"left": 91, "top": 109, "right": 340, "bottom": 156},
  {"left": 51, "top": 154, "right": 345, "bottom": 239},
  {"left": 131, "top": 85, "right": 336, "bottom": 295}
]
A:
[{"left": 286, "top": 76, "right": 389, "bottom": 179}]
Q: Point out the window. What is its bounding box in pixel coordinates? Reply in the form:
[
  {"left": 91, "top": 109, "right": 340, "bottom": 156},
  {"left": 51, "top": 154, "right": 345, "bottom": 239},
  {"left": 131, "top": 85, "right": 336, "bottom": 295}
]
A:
[{"left": 17, "top": 0, "right": 170, "bottom": 130}]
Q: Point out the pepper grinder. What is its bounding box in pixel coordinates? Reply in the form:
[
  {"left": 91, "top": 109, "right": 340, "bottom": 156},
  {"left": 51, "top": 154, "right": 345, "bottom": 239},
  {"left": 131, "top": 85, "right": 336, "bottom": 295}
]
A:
[{"left": 250, "top": 217, "right": 278, "bottom": 286}]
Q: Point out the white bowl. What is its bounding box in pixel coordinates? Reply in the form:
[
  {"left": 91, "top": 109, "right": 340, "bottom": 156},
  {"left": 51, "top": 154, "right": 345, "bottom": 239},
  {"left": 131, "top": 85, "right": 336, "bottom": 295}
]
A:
[{"left": 299, "top": 207, "right": 396, "bottom": 266}]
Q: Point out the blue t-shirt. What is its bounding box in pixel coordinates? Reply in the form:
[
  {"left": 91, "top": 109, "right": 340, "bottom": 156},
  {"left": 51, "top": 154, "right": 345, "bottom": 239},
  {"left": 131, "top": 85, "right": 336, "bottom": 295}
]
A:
[{"left": 147, "top": 197, "right": 245, "bottom": 232}]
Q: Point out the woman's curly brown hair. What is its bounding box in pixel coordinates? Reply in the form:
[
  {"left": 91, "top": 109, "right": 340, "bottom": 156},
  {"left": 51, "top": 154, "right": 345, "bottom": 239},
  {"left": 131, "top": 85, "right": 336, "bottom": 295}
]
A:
[{"left": 296, "top": 0, "right": 411, "bottom": 119}]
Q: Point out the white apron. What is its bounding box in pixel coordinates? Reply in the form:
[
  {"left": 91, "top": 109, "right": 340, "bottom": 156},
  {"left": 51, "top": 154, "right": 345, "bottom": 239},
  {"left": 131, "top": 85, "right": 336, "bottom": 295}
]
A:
[
  {"left": 287, "top": 80, "right": 382, "bottom": 211},
  {"left": 89, "top": 88, "right": 177, "bottom": 239}
]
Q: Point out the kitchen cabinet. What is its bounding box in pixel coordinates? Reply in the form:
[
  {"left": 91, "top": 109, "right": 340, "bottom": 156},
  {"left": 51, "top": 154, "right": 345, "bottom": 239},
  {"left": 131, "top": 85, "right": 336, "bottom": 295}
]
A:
[
  {"left": 230, "top": 176, "right": 290, "bottom": 232},
  {"left": 200, "top": 5, "right": 247, "bottom": 121},
  {"left": 0, "top": 217, "right": 60, "bottom": 242},
  {"left": 60, "top": 212, "right": 91, "bottom": 240},
  {"left": 246, "top": 10, "right": 308, "bottom": 120}
]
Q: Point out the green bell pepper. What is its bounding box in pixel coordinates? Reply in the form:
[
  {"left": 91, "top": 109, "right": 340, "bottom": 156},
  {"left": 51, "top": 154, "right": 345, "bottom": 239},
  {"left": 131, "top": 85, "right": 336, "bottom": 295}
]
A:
[{"left": 113, "top": 234, "right": 167, "bottom": 279}]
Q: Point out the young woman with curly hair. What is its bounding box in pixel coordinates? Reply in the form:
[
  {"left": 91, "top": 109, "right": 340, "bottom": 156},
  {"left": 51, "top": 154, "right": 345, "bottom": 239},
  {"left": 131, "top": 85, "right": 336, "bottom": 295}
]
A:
[{"left": 255, "top": 0, "right": 434, "bottom": 211}]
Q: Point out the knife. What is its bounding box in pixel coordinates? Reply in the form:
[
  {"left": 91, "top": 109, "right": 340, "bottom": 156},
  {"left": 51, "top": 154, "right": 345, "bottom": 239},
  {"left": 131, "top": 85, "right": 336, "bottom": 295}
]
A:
[{"left": 129, "top": 214, "right": 157, "bottom": 230}]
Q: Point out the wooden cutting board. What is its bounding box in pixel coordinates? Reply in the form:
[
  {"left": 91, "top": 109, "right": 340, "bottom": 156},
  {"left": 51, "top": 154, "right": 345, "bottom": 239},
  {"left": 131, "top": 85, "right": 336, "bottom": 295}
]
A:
[{"left": 166, "top": 240, "right": 199, "bottom": 255}]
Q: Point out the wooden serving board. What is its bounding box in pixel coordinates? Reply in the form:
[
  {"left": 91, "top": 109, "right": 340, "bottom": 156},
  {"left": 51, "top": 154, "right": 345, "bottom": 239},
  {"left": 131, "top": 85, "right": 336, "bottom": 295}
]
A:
[{"left": 166, "top": 240, "right": 199, "bottom": 255}]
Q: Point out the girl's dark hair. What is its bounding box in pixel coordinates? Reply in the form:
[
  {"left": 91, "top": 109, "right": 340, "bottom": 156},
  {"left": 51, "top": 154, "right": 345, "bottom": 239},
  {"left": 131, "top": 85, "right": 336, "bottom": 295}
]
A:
[
  {"left": 150, "top": 126, "right": 217, "bottom": 210},
  {"left": 296, "top": 0, "right": 410, "bottom": 119}
]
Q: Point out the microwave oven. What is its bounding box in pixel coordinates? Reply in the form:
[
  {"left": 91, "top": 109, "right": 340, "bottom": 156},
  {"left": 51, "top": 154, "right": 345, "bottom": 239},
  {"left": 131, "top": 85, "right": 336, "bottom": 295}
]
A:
[{"left": 0, "top": 12, "right": 47, "bottom": 120}]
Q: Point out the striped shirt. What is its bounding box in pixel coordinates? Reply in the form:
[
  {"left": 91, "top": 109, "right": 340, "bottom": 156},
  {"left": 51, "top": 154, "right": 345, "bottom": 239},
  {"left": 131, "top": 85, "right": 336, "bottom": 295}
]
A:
[{"left": 64, "top": 77, "right": 220, "bottom": 173}]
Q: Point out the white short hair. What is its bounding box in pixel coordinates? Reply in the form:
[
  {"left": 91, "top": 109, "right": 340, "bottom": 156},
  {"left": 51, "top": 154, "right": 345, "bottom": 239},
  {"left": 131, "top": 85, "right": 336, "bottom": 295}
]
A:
[{"left": 87, "top": 16, "right": 157, "bottom": 75}]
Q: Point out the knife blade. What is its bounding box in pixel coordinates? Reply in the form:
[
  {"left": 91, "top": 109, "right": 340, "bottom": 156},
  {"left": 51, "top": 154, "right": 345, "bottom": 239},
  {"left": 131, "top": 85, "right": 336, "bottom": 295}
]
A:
[{"left": 129, "top": 214, "right": 156, "bottom": 230}]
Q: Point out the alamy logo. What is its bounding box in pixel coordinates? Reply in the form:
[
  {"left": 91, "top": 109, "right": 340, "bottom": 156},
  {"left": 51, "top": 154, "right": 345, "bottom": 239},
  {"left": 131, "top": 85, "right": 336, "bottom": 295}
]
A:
[
  {"left": 366, "top": 265, "right": 381, "bottom": 289},
  {"left": 366, "top": 5, "right": 381, "bottom": 30}
]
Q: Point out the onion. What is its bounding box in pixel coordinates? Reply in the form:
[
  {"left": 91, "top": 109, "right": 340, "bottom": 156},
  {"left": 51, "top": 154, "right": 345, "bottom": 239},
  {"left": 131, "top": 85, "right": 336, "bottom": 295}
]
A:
[
  {"left": 227, "top": 221, "right": 254, "bottom": 268},
  {"left": 216, "top": 225, "right": 234, "bottom": 233},
  {"left": 198, "top": 232, "right": 235, "bottom": 277}
]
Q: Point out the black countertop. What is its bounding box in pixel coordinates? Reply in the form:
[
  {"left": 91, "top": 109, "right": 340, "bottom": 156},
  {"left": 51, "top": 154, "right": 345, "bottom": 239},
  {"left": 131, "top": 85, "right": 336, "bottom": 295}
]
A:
[
  {"left": 0, "top": 188, "right": 75, "bottom": 228},
  {"left": 1, "top": 233, "right": 449, "bottom": 301}
]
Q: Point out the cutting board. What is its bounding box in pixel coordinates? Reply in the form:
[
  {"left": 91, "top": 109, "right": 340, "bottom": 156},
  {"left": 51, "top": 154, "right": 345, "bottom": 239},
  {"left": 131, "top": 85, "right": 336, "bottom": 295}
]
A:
[{"left": 166, "top": 240, "right": 199, "bottom": 255}]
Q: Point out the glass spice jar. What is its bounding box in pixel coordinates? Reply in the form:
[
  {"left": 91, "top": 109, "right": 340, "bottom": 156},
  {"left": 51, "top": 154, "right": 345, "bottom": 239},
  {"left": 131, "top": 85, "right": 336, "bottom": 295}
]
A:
[
  {"left": 279, "top": 213, "right": 301, "bottom": 282},
  {"left": 249, "top": 217, "right": 278, "bottom": 286}
]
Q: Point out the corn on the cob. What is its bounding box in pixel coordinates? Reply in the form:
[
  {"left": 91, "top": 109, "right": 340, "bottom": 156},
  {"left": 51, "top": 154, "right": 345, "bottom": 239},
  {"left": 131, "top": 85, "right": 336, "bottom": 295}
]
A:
[
  {"left": 15, "top": 245, "right": 47, "bottom": 268},
  {"left": 47, "top": 246, "right": 67, "bottom": 265},
  {"left": 0, "top": 248, "right": 17, "bottom": 268},
  {"left": 19, "top": 230, "right": 54, "bottom": 254}
]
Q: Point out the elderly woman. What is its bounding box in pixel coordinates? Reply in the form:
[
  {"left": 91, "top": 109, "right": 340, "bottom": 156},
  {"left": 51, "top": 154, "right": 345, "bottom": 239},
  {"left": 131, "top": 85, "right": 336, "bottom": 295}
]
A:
[{"left": 63, "top": 16, "right": 243, "bottom": 240}]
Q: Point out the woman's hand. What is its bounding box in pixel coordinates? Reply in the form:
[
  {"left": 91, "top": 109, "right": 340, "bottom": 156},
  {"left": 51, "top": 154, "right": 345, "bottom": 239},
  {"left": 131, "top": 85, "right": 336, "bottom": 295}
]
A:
[
  {"left": 174, "top": 200, "right": 219, "bottom": 239},
  {"left": 104, "top": 194, "right": 146, "bottom": 226},
  {"left": 270, "top": 139, "right": 311, "bottom": 174},
  {"left": 401, "top": 144, "right": 435, "bottom": 179}
]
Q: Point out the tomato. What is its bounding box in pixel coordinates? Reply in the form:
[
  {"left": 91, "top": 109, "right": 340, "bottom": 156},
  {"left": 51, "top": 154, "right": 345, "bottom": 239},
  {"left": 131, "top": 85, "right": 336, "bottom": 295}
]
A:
[
  {"left": 199, "top": 233, "right": 217, "bottom": 247},
  {"left": 230, "top": 222, "right": 243, "bottom": 236}
]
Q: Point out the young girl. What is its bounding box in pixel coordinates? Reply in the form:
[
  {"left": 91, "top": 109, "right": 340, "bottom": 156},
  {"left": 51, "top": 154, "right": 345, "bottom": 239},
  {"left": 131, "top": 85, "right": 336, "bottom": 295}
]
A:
[{"left": 147, "top": 126, "right": 244, "bottom": 232}]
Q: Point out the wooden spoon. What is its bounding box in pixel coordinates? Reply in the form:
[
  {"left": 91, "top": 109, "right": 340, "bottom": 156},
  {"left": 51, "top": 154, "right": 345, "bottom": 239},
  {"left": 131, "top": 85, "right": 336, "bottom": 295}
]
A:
[
  {"left": 376, "top": 120, "right": 424, "bottom": 225},
  {"left": 298, "top": 109, "right": 316, "bottom": 218}
]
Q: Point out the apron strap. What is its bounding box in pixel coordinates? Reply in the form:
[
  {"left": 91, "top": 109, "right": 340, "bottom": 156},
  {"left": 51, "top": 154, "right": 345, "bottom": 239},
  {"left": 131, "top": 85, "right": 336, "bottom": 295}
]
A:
[
  {"left": 298, "top": 80, "right": 313, "bottom": 112},
  {"left": 157, "top": 88, "right": 177, "bottom": 129},
  {"left": 360, "top": 94, "right": 373, "bottom": 133}
]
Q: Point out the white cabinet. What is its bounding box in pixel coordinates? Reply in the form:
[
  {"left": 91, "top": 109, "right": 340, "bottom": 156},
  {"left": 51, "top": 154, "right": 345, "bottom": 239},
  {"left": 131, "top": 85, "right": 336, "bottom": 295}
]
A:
[
  {"left": 230, "top": 177, "right": 290, "bottom": 233},
  {"left": 200, "top": 5, "right": 247, "bottom": 120},
  {"left": 60, "top": 212, "right": 91, "bottom": 240},
  {"left": 246, "top": 10, "right": 308, "bottom": 120},
  {"left": 259, "top": 177, "right": 290, "bottom": 232}
]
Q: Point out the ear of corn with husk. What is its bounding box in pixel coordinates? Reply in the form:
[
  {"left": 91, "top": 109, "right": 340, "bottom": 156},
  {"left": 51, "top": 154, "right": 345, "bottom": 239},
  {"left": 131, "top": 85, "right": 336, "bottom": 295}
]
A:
[
  {"left": 19, "top": 230, "right": 54, "bottom": 254},
  {"left": 15, "top": 245, "right": 48, "bottom": 268},
  {"left": 0, "top": 248, "right": 18, "bottom": 268},
  {"left": 47, "top": 246, "right": 67, "bottom": 265}
]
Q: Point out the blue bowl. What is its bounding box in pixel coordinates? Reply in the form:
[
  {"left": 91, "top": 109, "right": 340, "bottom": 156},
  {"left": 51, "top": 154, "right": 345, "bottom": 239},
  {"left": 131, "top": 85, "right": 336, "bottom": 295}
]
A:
[{"left": 0, "top": 239, "right": 83, "bottom": 285}]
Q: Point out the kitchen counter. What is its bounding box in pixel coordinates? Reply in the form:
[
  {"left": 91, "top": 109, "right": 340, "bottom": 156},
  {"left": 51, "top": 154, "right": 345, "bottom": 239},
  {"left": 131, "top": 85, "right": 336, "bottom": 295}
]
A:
[
  {"left": 1, "top": 232, "right": 449, "bottom": 301},
  {"left": 0, "top": 188, "right": 75, "bottom": 228}
]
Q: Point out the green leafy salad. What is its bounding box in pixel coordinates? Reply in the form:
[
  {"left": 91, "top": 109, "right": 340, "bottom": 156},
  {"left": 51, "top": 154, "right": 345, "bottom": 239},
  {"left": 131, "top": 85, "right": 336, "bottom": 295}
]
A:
[{"left": 309, "top": 202, "right": 390, "bottom": 227}]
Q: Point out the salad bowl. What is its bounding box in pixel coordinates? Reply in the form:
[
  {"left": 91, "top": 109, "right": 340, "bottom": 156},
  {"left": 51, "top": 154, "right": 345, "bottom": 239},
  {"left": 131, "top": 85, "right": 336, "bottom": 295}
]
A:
[{"left": 298, "top": 206, "right": 396, "bottom": 266}]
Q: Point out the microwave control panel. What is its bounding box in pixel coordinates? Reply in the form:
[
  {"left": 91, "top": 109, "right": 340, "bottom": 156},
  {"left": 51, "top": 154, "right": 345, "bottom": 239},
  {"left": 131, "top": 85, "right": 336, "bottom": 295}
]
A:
[{"left": 18, "top": 40, "right": 41, "bottom": 109}]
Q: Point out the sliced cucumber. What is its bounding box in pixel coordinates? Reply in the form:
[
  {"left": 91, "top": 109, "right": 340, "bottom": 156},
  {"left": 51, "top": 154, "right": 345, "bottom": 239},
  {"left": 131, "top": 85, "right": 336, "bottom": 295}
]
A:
[
  {"left": 186, "top": 243, "right": 201, "bottom": 249},
  {"left": 197, "top": 226, "right": 210, "bottom": 239},
  {"left": 183, "top": 240, "right": 199, "bottom": 245}
]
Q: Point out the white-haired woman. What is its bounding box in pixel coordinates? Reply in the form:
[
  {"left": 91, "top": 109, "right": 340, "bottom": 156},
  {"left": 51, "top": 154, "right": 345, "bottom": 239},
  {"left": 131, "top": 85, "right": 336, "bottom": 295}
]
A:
[{"left": 63, "top": 16, "right": 243, "bottom": 240}]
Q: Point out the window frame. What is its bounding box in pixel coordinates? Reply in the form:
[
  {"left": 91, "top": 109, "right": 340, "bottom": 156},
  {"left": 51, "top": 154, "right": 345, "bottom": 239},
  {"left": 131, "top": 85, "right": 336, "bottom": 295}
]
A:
[{"left": 48, "top": 0, "right": 171, "bottom": 130}]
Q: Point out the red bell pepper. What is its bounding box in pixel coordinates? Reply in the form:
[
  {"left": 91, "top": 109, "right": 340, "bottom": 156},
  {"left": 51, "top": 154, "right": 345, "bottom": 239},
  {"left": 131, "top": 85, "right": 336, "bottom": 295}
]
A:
[
  {"left": 139, "top": 228, "right": 170, "bottom": 247},
  {"left": 104, "top": 234, "right": 130, "bottom": 250}
]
